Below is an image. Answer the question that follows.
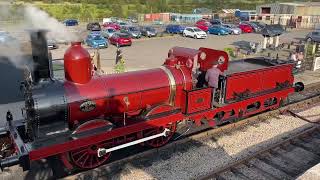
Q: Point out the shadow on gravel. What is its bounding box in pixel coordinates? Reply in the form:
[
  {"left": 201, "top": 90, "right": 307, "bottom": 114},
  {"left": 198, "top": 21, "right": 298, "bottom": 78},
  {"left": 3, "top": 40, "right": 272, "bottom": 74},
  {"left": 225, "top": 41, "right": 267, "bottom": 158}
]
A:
[{"left": 231, "top": 41, "right": 252, "bottom": 51}]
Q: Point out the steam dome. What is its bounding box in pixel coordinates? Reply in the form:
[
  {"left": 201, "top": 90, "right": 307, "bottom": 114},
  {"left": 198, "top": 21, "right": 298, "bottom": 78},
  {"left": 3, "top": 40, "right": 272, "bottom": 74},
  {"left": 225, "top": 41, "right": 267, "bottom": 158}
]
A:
[{"left": 64, "top": 42, "right": 92, "bottom": 84}]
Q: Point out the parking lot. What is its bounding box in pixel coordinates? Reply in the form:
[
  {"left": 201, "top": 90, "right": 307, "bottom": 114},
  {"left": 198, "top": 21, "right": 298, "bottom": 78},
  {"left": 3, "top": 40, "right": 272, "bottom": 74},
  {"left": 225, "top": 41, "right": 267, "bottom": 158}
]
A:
[{"left": 51, "top": 28, "right": 310, "bottom": 74}]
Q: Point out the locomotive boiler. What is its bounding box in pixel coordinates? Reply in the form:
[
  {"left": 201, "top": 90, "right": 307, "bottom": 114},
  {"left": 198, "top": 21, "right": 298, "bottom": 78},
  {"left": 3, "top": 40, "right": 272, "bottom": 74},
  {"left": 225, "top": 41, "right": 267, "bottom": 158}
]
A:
[{"left": 0, "top": 31, "right": 304, "bottom": 175}]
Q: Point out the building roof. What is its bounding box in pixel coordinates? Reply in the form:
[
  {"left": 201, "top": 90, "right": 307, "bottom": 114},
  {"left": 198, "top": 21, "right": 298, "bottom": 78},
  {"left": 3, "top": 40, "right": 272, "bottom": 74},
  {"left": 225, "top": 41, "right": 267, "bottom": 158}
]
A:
[
  {"left": 221, "top": 9, "right": 239, "bottom": 14},
  {"left": 259, "top": 2, "right": 320, "bottom": 7},
  {"left": 193, "top": 8, "right": 212, "bottom": 14},
  {"left": 279, "top": 2, "right": 320, "bottom": 7}
]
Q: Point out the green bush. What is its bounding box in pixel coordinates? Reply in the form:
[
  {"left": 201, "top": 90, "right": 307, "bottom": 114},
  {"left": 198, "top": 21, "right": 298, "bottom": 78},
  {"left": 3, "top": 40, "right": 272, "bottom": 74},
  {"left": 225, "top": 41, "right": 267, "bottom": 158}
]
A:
[
  {"left": 224, "top": 47, "right": 236, "bottom": 58},
  {"left": 114, "top": 58, "right": 126, "bottom": 73}
]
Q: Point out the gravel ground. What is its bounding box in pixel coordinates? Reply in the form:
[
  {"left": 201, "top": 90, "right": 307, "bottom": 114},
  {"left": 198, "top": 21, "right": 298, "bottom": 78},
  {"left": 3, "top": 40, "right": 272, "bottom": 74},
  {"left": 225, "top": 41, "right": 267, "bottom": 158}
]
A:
[{"left": 104, "top": 104, "right": 320, "bottom": 180}]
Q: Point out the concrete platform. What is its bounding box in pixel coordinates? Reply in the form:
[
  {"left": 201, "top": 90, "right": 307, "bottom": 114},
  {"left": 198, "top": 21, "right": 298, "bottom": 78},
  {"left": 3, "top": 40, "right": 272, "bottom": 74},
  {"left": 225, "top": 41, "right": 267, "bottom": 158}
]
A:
[
  {"left": 295, "top": 70, "right": 320, "bottom": 85},
  {"left": 297, "top": 163, "right": 320, "bottom": 180}
]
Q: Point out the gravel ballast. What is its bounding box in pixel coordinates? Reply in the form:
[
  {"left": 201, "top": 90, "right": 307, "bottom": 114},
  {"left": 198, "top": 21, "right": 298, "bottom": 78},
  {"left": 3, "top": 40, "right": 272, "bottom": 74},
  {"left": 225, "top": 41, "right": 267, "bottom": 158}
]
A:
[{"left": 112, "top": 104, "right": 320, "bottom": 180}]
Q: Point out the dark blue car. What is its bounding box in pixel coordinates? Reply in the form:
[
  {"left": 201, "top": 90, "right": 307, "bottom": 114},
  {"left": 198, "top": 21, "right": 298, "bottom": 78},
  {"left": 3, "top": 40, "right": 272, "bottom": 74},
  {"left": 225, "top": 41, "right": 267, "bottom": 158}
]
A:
[
  {"left": 64, "top": 19, "right": 78, "bottom": 26},
  {"left": 166, "top": 24, "right": 185, "bottom": 34}
]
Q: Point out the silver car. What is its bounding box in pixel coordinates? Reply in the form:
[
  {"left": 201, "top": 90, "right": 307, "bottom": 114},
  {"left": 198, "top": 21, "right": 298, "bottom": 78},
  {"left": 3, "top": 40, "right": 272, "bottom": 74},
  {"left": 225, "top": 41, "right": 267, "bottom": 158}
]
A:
[
  {"left": 101, "top": 28, "right": 117, "bottom": 38},
  {"left": 222, "top": 24, "right": 242, "bottom": 35},
  {"left": 306, "top": 31, "right": 320, "bottom": 42}
]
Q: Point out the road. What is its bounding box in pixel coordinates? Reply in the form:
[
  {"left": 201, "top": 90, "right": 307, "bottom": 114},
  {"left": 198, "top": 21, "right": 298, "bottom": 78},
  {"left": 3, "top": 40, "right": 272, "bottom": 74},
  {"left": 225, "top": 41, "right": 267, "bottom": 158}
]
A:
[{"left": 51, "top": 29, "right": 310, "bottom": 73}]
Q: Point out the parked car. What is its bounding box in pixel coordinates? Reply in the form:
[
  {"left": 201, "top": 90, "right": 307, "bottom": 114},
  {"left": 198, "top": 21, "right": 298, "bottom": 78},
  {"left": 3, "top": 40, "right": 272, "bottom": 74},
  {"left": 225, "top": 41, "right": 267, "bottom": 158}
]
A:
[
  {"left": 306, "top": 31, "right": 320, "bottom": 42},
  {"left": 47, "top": 39, "right": 59, "bottom": 50},
  {"left": 195, "top": 19, "right": 211, "bottom": 32},
  {"left": 103, "top": 23, "right": 121, "bottom": 31},
  {"left": 109, "top": 33, "right": 132, "bottom": 47},
  {"left": 121, "top": 26, "right": 141, "bottom": 39},
  {"left": 166, "top": 24, "right": 185, "bottom": 34},
  {"left": 221, "top": 24, "right": 242, "bottom": 35},
  {"left": 140, "top": 26, "right": 157, "bottom": 37},
  {"left": 208, "top": 25, "right": 229, "bottom": 35},
  {"left": 101, "top": 28, "right": 117, "bottom": 38},
  {"left": 153, "top": 20, "right": 164, "bottom": 25},
  {"left": 119, "top": 21, "right": 130, "bottom": 29},
  {"left": 87, "top": 22, "right": 101, "bottom": 31},
  {"left": 128, "top": 17, "right": 138, "bottom": 23},
  {"left": 250, "top": 21, "right": 267, "bottom": 29},
  {"left": 63, "top": 19, "right": 78, "bottom": 26},
  {"left": 85, "top": 34, "right": 108, "bottom": 48},
  {"left": 210, "top": 19, "right": 223, "bottom": 25},
  {"left": 183, "top": 27, "right": 207, "bottom": 39},
  {"left": 240, "top": 22, "right": 262, "bottom": 32},
  {"left": 238, "top": 24, "right": 253, "bottom": 33}
]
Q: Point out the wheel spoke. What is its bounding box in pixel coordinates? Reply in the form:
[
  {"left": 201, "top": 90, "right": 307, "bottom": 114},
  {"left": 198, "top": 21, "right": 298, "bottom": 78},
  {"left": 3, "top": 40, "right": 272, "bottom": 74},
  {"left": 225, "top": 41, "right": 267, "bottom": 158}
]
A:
[
  {"left": 82, "top": 153, "right": 90, "bottom": 167},
  {"left": 65, "top": 120, "right": 114, "bottom": 169},
  {"left": 144, "top": 123, "right": 177, "bottom": 148},
  {"left": 71, "top": 147, "right": 88, "bottom": 156},
  {"left": 74, "top": 151, "right": 88, "bottom": 164}
]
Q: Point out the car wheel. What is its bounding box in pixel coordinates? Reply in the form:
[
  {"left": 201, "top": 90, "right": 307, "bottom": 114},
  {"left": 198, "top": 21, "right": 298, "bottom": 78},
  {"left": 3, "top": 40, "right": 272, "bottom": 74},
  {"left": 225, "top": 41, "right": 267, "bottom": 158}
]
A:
[
  {"left": 218, "top": 32, "right": 221, "bottom": 36},
  {"left": 116, "top": 43, "right": 119, "bottom": 47},
  {"left": 307, "top": 37, "right": 313, "bottom": 43},
  {"left": 194, "top": 35, "right": 197, "bottom": 39}
]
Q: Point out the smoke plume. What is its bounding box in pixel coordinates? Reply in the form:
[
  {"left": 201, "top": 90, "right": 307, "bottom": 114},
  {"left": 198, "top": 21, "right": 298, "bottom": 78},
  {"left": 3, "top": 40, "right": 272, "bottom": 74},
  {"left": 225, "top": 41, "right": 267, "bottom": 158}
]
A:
[
  {"left": 0, "top": 3, "right": 80, "bottom": 69},
  {"left": 24, "top": 5, "right": 80, "bottom": 42}
]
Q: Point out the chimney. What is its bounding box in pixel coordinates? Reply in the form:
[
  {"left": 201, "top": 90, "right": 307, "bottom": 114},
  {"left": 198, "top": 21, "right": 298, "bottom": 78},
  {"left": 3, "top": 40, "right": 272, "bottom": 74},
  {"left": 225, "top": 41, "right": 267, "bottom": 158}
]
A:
[{"left": 30, "top": 30, "right": 53, "bottom": 83}]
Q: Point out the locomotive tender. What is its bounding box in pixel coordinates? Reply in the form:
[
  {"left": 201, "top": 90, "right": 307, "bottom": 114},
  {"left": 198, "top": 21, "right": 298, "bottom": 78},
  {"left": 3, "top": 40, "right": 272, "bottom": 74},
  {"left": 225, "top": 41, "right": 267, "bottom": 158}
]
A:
[{"left": 0, "top": 31, "right": 304, "bottom": 174}]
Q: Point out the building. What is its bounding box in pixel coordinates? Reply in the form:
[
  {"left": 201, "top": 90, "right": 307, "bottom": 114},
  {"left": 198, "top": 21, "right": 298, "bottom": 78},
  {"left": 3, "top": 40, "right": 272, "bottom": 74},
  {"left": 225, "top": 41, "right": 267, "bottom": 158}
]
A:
[
  {"left": 170, "top": 13, "right": 203, "bottom": 23},
  {"left": 192, "top": 8, "right": 212, "bottom": 14},
  {"left": 255, "top": 2, "right": 320, "bottom": 28},
  {"left": 143, "top": 13, "right": 170, "bottom": 23}
]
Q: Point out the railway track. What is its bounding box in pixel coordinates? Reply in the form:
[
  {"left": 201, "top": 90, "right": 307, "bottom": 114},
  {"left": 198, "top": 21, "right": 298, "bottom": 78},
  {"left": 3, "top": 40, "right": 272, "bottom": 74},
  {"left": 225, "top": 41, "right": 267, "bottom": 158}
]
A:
[
  {"left": 198, "top": 123, "right": 320, "bottom": 180},
  {"left": 64, "top": 82, "right": 320, "bottom": 179}
]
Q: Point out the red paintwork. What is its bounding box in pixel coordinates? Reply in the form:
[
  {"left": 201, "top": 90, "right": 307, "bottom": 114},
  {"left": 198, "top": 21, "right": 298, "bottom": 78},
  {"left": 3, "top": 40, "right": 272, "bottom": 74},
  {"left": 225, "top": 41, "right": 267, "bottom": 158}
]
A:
[
  {"left": 239, "top": 24, "right": 253, "bottom": 33},
  {"left": 198, "top": 47, "right": 229, "bottom": 72},
  {"left": 64, "top": 42, "right": 92, "bottom": 84},
  {"left": 13, "top": 46, "right": 300, "bottom": 172},
  {"left": 182, "top": 88, "right": 212, "bottom": 114},
  {"left": 195, "top": 19, "right": 210, "bottom": 32},
  {"left": 65, "top": 68, "right": 171, "bottom": 125},
  {"left": 103, "top": 23, "right": 120, "bottom": 30},
  {"left": 109, "top": 34, "right": 132, "bottom": 46},
  {"left": 225, "top": 64, "right": 294, "bottom": 101}
]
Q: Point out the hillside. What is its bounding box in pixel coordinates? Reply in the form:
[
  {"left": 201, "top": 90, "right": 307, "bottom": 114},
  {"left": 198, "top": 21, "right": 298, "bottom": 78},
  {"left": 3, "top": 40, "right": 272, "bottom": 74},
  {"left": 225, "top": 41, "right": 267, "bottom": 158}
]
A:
[{"left": 12, "top": 0, "right": 320, "bottom": 21}]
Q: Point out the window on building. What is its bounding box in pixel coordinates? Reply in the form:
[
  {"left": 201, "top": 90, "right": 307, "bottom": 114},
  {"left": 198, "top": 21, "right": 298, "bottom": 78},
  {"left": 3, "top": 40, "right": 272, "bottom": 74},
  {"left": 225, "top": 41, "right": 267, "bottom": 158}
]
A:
[
  {"left": 258, "top": 16, "right": 262, "bottom": 20},
  {"left": 251, "top": 16, "right": 255, "bottom": 20},
  {"left": 261, "top": 7, "right": 271, "bottom": 14}
]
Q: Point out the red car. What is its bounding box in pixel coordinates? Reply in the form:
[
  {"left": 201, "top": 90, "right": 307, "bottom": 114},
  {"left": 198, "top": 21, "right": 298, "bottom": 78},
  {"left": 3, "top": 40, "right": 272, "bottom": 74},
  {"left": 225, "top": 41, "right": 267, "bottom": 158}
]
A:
[
  {"left": 238, "top": 24, "right": 253, "bottom": 33},
  {"left": 103, "top": 23, "right": 121, "bottom": 31},
  {"left": 109, "top": 32, "right": 132, "bottom": 47},
  {"left": 195, "top": 19, "right": 211, "bottom": 32}
]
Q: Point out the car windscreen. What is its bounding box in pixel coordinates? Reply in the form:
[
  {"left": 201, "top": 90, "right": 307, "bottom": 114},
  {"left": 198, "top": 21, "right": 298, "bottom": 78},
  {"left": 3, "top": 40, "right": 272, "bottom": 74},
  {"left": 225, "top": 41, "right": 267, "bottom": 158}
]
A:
[
  {"left": 128, "top": 27, "right": 138, "bottom": 31},
  {"left": 93, "top": 36, "right": 104, "bottom": 40},
  {"left": 193, "top": 28, "right": 201, "bottom": 32},
  {"left": 107, "top": 29, "right": 116, "bottom": 33},
  {"left": 118, "top": 34, "right": 130, "bottom": 38},
  {"left": 146, "top": 27, "right": 155, "bottom": 31}
]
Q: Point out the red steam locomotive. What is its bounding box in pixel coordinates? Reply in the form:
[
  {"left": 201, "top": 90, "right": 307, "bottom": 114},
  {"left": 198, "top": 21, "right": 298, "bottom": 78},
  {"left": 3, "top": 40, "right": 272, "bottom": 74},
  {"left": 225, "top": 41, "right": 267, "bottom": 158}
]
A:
[{"left": 0, "top": 31, "right": 303, "bottom": 174}]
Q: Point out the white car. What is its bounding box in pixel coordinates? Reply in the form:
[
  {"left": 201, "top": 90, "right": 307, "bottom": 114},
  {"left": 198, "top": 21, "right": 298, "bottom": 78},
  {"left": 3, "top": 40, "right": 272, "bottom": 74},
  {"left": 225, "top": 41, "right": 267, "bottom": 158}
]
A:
[{"left": 183, "top": 27, "right": 207, "bottom": 39}]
